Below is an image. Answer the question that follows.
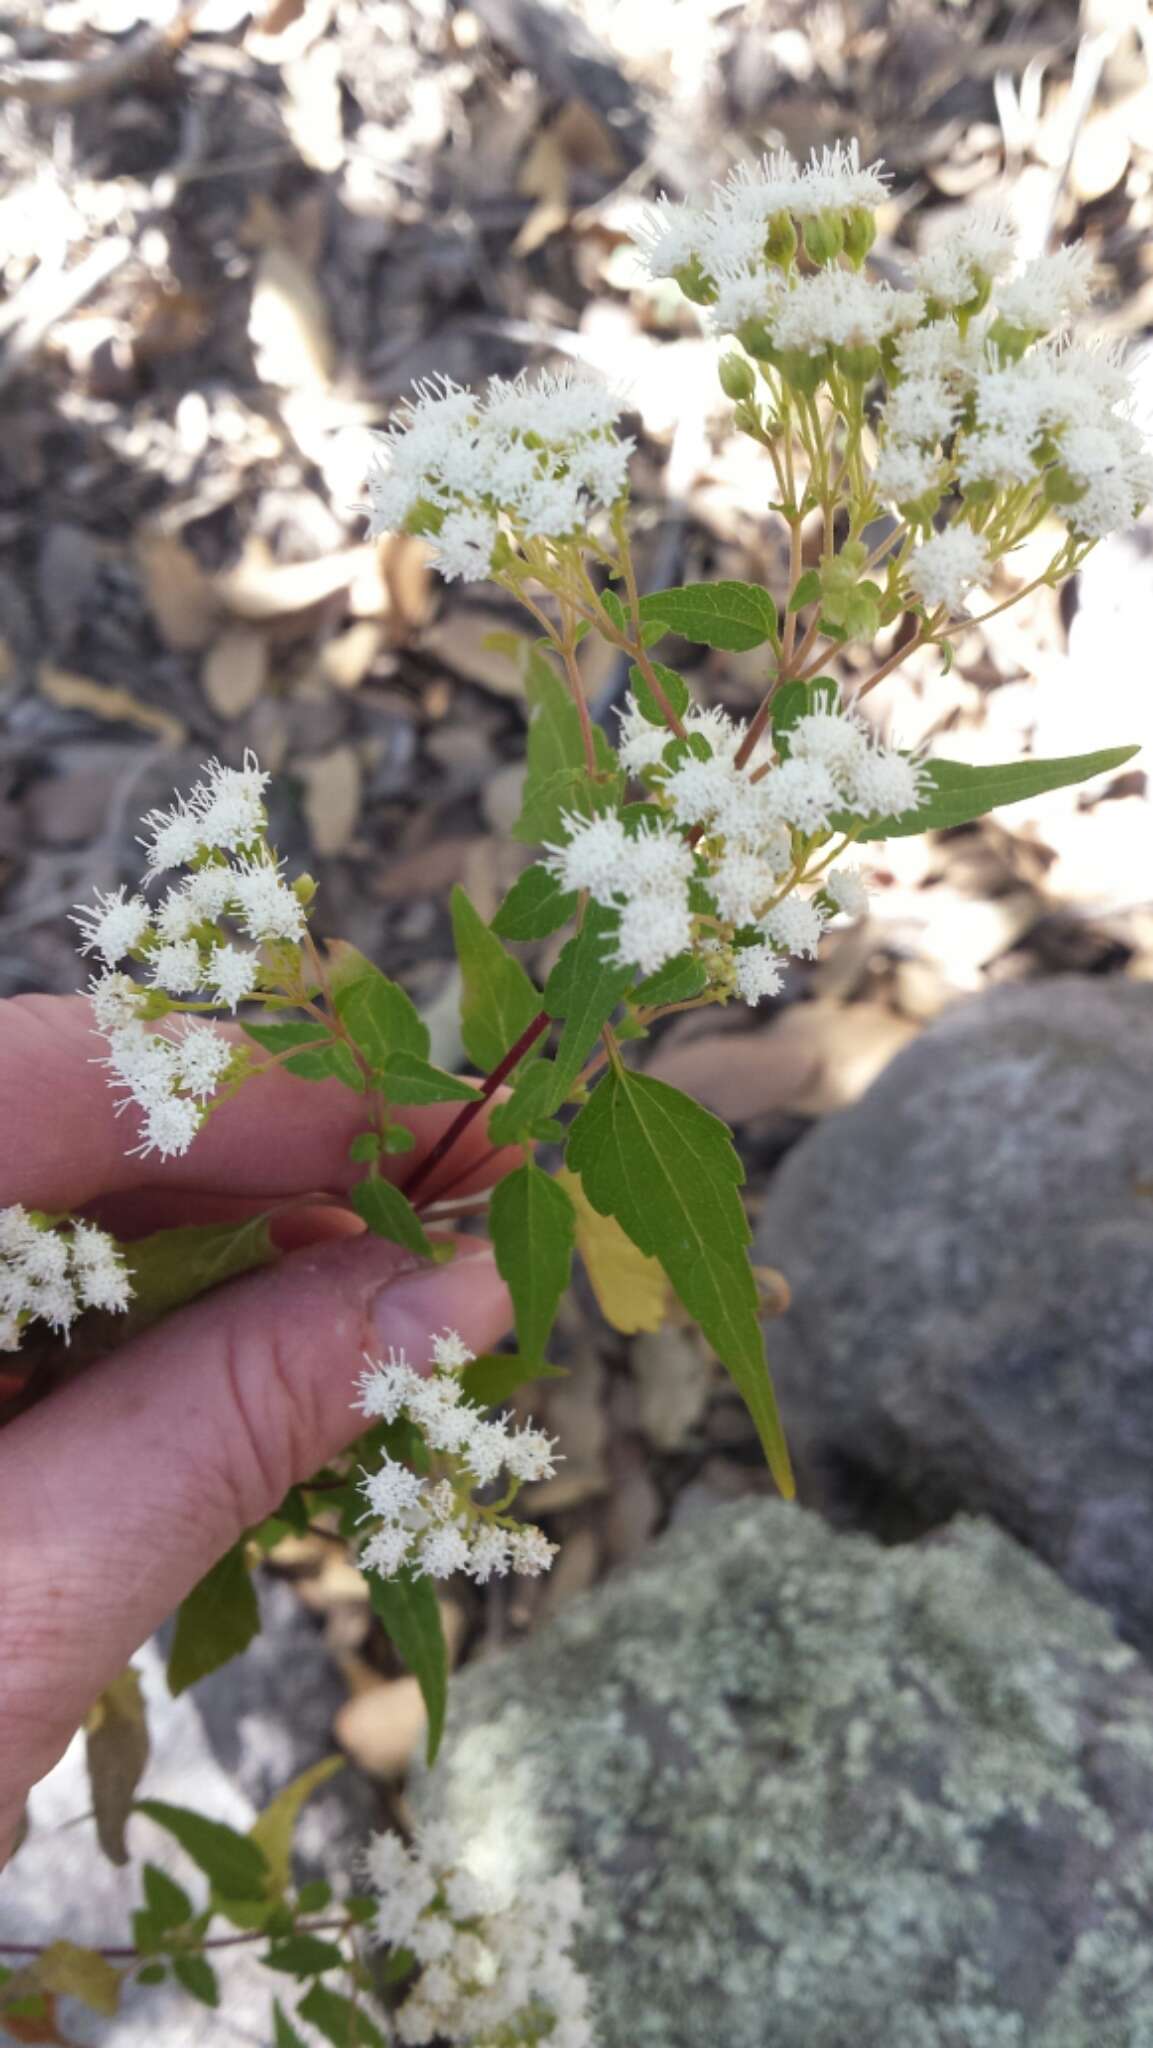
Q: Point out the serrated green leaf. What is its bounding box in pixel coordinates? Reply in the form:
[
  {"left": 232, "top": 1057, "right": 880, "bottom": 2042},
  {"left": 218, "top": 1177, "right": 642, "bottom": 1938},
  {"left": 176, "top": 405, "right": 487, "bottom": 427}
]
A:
[
  {"left": 141, "top": 1864, "right": 193, "bottom": 1932},
  {"left": 567, "top": 1069, "right": 794, "bottom": 1495},
  {"left": 843, "top": 744, "right": 1141, "bottom": 842},
  {"left": 297, "top": 1983, "right": 386, "bottom": 2048},
  {"left": 138, "top": 1963, "right": 167, "bottom": 1985},
  {"left": 511, "top": 766, "right": 591, "bottom": 846},
  {"left": 249, "top": 1756, "right": 345, "bottom": 1897},
  {"left": 451, "top": 886, "right": 543, "bottom": 1073},
  {"left": 490, "top": 1163, "right": 575, "bottom": 1362},
  {"left": 544, "top": 904, "right": 633, "bottom": 1096},
  {"left": 367, "top": 1570, "right": 448, "bottom": 1766},
  {"left": 331, "top": 947, "right": 430, "bottom": 1067},
  {"left": 513, "top": 646, "right": 617, "bottom": 845},
  {"left": 632, "top": 954, "right": 709, "bottom": 1007},
  {"left": 297, "top": 1879, "right": 332, "bottom": 1913},
  {"left": 492, "top": 864, "right": 578, "bottom": 941},
  {"left": 274, "top": 2000, "right": 309, "bottom": 2048},
  {"left": 173, "top": 1955, "right": 218, "bottom": 2007},
  {"left": 136, "top": 1801, "right": 270, "bottom": 1901},
  {"left": 351, "top": 1175, "right": 433, "bottom": 1260},
  {"left": 487, "top": 1061, "right": 565, "bottom": 1144},
  {"left": 264, "top": 1936, "right": 345, "bottom": 1977},
  {"left": 349, "top": 1132, "right": 382, "bottom": 1163},
  {"left": 167, "top": 1540, "right": 260, "bottom": 1696},
  {"left": 375, "top": 1052, "right": 480, "bottom": 1105},
  {"left": 628, "top": 659, "right": 690, "bottom": 727},
  {"left": 242, "top": 1020, "right": 365, "bottom": 1091},
  {"left": 787, "top": 568, "right": 822, "bottom": 612},
  {"left": 458, "top": 1351, "right": 567, "bottom": 1407},
  {"left": 639, "top": 580, "right": 778, "bottom": 652},
  {"left": 120, "top": 1215, "right": 277, "bottom": 1336}
]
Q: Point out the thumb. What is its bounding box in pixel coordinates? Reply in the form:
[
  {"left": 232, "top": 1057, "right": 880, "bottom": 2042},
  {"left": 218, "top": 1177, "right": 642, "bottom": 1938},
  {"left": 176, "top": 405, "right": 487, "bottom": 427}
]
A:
[{"left": 0, "top": 1232, "right": 509, "bottom": 1853}]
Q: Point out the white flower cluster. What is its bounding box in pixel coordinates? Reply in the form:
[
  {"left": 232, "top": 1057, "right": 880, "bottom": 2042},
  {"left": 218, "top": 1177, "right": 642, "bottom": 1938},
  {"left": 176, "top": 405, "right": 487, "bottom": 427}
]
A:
[
  {"left": 75, "top": 756, "right": 308, "bottom": 1159},
  {"left": 366, "top": 369, "right": 633, "bottom": 581},
  {"left": 365, "top": 1823, "right": 593, "bottom": 2048},
  {"left": 545, "top": 696, "right": 923, "bottom": 996},
  {"left": 0, "top": 1206, "right": 131, "bottom": 1351},
  {"left": 355, "top": 1331, "right": 558, "bottom": 1585}
]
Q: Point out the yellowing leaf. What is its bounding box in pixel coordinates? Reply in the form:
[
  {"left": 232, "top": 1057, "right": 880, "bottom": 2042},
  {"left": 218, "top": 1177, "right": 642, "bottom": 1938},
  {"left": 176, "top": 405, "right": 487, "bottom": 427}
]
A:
[
  {"left": 249, "top": 1755, "right": 345, "bottom": 1896},
  {"left": 35, "top": 1945, "right": 122, "bottom": 2019},
  {"left": 555, "top": 1166, "right": 668, "bottom": 1334},
  {"left": 84, "top": 1667, "right": 149, "bottom": 1868}
]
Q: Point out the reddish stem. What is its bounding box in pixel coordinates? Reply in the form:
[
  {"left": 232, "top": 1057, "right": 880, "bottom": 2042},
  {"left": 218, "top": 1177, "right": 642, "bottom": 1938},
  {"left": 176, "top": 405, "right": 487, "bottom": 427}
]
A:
[{"left": 403, "top": 1009, "right": 551, "bottom": 1206}]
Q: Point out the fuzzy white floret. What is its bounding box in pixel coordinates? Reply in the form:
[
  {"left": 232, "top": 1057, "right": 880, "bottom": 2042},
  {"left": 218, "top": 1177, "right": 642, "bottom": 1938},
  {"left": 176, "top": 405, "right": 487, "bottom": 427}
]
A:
[
  {"left": 609, "top": 891, "right": 695, "bottom": 976},
  {"left": 507, "top": 1525, "right": 558, "bottom": 1576},
  {"left": 504, "top": 1424, "right": 559, "bottom": 1484},
  {"left": 130, "top": 1094, "right": 202, "bottom": 1160},
  {"left": 873, "top": 442, "right": 941, "bottom": 502},
  {"left": 906, "top": 525, "right": 991, "bottom": 612},
  {"left": 360, "top": 1455, "right": 425, "bottom": 1521},
  {"left": 207, "top": 942, "right": 258, "bottom": 1011},
  {"left": 997, "top": 244, "right": 1096, "bottom": 333},
  {"left": 432, "top": 505, "right": 500, "bottom": 582},
  {"left": 789, "top": 708, "right": 871, "bottom": 787},
  {"left": 761, "top": 896, "right": 827, "bottom": 959},
  {"left": 772, "top": 271, "right": 923, "bottom": 355},
  {"left": 545, "top": 813, "right": 630, "bottom": 898},
  {"left": 169, "top": 1021, "right": 233, "bottom": 1099},
  {"left": 430, "top": 1327, "right": 474, "bottom": 1372},
  {"left": 468, "top": 1525, "right": 513, "bottom": 1583},
  {"left": 827, "top": 866, "right": 870, "bottom": 918},
  {"left": 617, "top": 701, "right": 675, "bottom": 774},
  {"left": 230, "top": 862, "right": 306, "bottom": 943},
  {"left": 150, "top": 940, "right": 202, "bottom": 994},
  {"left": 87, "top": 972, "right": 146, "bottom": 1031},
  {"left": 709, "top": 849, "right": 776, "bottom": 925},
  {"left": 733, "top": 944, "right": 786, "bottom": 1004},
  {"left": 463, "top": 1416, "right": 513, "bottom": 1488},
  {"left": 881, "top": 376, "right": 957, "bottom": 447},
  {"left": 914, "top": 205, "right": 1017, "bottom": 306},
  {"left": 798, "top": 138, "right": 888, "bottom": 214},
  {"left": 418, "top": 1524, "right": 471, "bottom": 1578},
  {"left": 850, "top": 747, "right": 929, "bottom": 818},
  {"left": 662, "top": 754, "right": 736, "bottom": 827},
  {"left": 763, "top": 756, "right": 839, "bottom": 833},
  {"left": 72, "top": 887, "right": 153, "bottom": 965}
]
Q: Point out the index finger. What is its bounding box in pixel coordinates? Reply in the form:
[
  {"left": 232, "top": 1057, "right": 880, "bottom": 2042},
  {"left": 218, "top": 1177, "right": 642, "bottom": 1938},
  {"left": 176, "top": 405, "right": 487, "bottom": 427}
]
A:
[{"left": 0, "top": 994, "right": 515, "bottom": 1212}]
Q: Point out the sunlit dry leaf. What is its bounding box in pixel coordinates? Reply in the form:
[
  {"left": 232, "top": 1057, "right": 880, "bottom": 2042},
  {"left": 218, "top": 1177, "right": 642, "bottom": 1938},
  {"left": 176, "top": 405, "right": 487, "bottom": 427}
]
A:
[
  {"left": 35, "top": 1946, "right": 121, "bottom": 2020},
  {"left": 554, "top": 1165, "right": 669, "bottom": 1334},
  {"left": 283, "top": 43, "right": 344, "bottom": 174},
  {"left": 320, "top": 620, "right": 384, "bottom": 690},
  {"left": 213, "top": 540, "right": 377, "bottom": 623},
  {"left": 201, "top": 628, "right": 269, "bottom": 719},
  {"left": 421, "top": 612, "right": 535, "bottom": 696},
  {"left": 38, "top": 666, "right": 185, "bottom": 745},
  {"left": 135, "top": 531, "right": 218, "bottom": 651},
  {"left": 301, "top": 744, "right": 362, "bottom": 855},
  {"left": 382, "top": 533, "right": 434, "bottom": 634},
  {"left": 84, "top": 1666, "right": 149, "bottom": 1868},
  {"left": 249, "top": 246, "right": 335, "bottom": 392}
]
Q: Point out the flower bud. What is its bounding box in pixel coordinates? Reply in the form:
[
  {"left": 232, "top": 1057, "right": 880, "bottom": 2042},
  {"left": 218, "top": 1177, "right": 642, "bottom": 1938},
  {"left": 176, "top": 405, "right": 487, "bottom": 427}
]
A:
[
  {"left": 986, "top": 316, "right": 1035, "bottom": 362},
  {"left": 737, "top": 318, "right": 778, "bottom": 362},
  {"left": 802, "top": 211, "right": 844, "bottom": 266},
  {"left": 836, "top": 343, "right": 881, "bottom": 384},
  {"left": 842, "top": 206, "right": 877, "bottom": 269},
  {"left": 292, "top": 873, "right": 318, "bottom": 905},
  {"left": 1043, "top": 464, "right": 1083, "bottom": 507},
  {"left": 779, "top": 348, "right": 827, "bottom": 397},
  {"left": 732, "top": 400, "right": 763, "bottom": 436},
  {"left": 674, "top": 256, "right": 717, "bottom": 306},
  {"left": 764, "top": 210, "right": 798, "bottom": 270},
  {"left": 718, "top": 353, "right": 756, "bottom": 402}
]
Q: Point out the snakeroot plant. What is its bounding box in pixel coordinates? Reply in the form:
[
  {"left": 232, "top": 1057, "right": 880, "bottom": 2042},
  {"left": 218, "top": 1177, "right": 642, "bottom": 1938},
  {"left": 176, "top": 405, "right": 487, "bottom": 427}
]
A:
[{"left": 2, "top": 139, "right": 1147, "bottom": 2044}]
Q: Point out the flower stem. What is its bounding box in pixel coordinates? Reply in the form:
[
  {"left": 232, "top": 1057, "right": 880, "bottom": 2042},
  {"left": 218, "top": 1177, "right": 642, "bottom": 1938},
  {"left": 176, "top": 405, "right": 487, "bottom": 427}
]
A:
[{"left": 402, "top": 1010, "right": 552, "bottom": 1205}]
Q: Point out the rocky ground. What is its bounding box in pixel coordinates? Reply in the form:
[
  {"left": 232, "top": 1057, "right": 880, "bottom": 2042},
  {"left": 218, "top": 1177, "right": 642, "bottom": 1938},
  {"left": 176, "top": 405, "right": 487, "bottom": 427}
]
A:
[{"left": 4, "top": 0, "right": 1153, "bottom": 2039}]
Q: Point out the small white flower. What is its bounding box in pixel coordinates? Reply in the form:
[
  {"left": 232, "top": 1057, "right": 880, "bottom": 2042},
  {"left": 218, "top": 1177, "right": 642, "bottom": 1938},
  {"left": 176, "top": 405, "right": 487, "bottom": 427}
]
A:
[
  {"left": 763, "top": 756, "right": 839, "bottom": 833},
  {"left": 732, "top": 944, "right": 785, "bottom": 1004},
  {"left": 873, "top": 442, "right": 942, "bottom": 503},
  {"left": 68, "top": 1221, "right": 132, "bottom": 1314},
  {"left": 662, "top": 754, "right": 736, "bottom": 828},
  {"left": 789, "top": 708, "right": 871, "bottom": 788},
  {"left": 616, "top": 820, "right": 696, "bottom": 897},
  {"left": 906, "top": 525, "right": 990, "bottom": 612},
  {"left": 544, "top": 813, "right": 630, "bottom": 898},
  {"left": 430, "top": 1327, "right": 474, "bottom": 1372},
  {"left": 72, "top": 887, "right": 153, "bottom": 966},
  {"left": 231, "top": 862, "right": 306, "bottom": 943},
  {"left": 996, "top": 244, "right": 1096, "bottom": 333},
  {"left": 360, "top": 1455, "right": 426, "bottom": 1521},
  {"left": 772, "top": 271, "right": 924, "bottom": 357},
  {"left": 827, "top": 866, "right": 870, "bottom": 918},
  {"left": 709, "top": 849, "right": 777, "bottom": 926},
  {"left": 130, "top": 1094, "right": 202, "bottom": 1160},
  {"left": 207, "top": 942, "right": 258, "bottom": 1011},
  {"left": 798, "top": 138, "right": 889, "bottom": 215},
  {"left": 760, "top": 895, "right": 827, "bottom": 959},
  {"left": 418, "top": 1524, "right": 471, "bottom": 1578},
  {"left": 849, "top": 747, "right": 929, "bottom": 819},
  {"left": 914, "top": 205, "right": 1017, "bottom": 307},
  {"left": 507, "top": 1525, "right": 557, "bottom": 1576},
  {"left": 150, "top": 940, "right": 203, "bottom": 994},
  {"left": 609, "top": 891, "right": 695, "bottom": 977},
  {"left": 503, "top": 1424, "right": 559, "bottom": 1484},
  {"left": 467, "top": 1525, "right": 512, "bottom": 1583},
  {"left": 880, "top": 376, "right": 957, "bottom": 448},
  {"left": 169, "top": 1021, "right": 234, "bottom": 1100},
  {"left": 87, "top": 972, "right": 146, "bottom": 1031},
  {"left": 464, "top": 1416, "right": 513, "bottom": 1488}
]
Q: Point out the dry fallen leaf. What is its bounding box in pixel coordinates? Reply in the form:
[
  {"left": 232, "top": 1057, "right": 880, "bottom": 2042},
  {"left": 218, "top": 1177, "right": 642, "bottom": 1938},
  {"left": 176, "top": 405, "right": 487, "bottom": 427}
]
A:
[
  {"left": 135, "top": 530, "right": 218, "bottom": 651},
  {"left": 335, "top": 1677, "right": 427, "bottom": 1778},
  {"left": 248, "top": 245, "right": 335, "bottom": 392},
  {"left": 301, "top": 744, "right": 362, "bottom": 855},
  {"left": 38, "top": 665, "right": 185, "bottom": 746},
  {"left": 555, "top": 1165, "right": 669, "bottom": 1334},
  {"left": 421, "top": 613, "right": 535, "bottom": 696},
  {"left": 213, "top": 540, "right": 382, "bottom": 625},
  {"left": 382, "top": 532, "right": 435, "bottom": 634},
  {"left": 647, "top": 1025, "right": 820, "bottom": 1122},
  {"left": 84, "top": 1666, "right": 149, "bottom": 1867},
  {"left": 320, "top": 620, "right": 385, "bottom": 690},
  {"left": 201, "top": 628, "right": 269, "bottom": 719}
]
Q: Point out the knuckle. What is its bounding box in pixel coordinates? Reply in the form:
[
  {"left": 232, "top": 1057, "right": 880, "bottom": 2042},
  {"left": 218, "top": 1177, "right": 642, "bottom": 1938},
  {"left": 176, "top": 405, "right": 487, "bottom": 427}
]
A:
[{"left": 215, "top": 1313, "right": 326, "bottom": 1528}]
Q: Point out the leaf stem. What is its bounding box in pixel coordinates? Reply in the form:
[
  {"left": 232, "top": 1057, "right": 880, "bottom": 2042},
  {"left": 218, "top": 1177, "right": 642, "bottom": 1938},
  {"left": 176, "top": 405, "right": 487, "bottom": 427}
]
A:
[{"left": 402, "top": 1011, "right": 552, "bottom": 1205}]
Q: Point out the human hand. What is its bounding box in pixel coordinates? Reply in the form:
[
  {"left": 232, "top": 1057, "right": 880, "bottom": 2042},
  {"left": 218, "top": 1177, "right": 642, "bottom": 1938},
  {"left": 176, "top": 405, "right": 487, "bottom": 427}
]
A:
[{"left": 0, "top": 994, "right": 513, "bottom": 1864}]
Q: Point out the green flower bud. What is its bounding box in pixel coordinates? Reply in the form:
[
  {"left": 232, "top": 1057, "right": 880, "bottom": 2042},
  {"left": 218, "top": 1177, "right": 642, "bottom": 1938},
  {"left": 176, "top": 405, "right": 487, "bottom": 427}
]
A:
[
  {"left": 1043, "top": 464, "right": 1083, "bottom": 508},
  {"left": 836, "top": 343, "right": 881, "bottom": 384},
  {"left": 406, "top": 497, "right": 445, "bottom": 537},
  {"left": 292, "top": 873, "right": 318, "bottom": 905},
  {"left": 842, "top": 206, "right": 877, "bottom": 269},
  {"left": 764, "top": 210, "right": 798, "bottom": 270},
  {"left": 732, "top": 400, "right": 762, "bottom": 436},
  {"left": 718, "top": 352, "right": 756, "bottom": 402},
  {"left": 737, "top": 318, "right": 778, "bottom": 362},
  {"left": 779, "top": 347, "right": 827, "bottom": 397},
  {"left": 674, "top": 256, "right": 717, "bottom": 306},
  {"left": 839, "top": 540, "right": 869, "bottom": 573},
  {"left": 802, "top": 211, "right": 844, "bottom": 266},
  {"left": 986, "top": 316, "right": 1037, "bottom": 363}
]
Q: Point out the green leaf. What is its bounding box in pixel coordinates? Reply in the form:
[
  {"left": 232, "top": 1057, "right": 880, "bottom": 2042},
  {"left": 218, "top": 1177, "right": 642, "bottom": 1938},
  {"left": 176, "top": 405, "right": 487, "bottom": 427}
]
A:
[
  {"left": 264, "top": 1937, "right": 345, "bottom": 1977},
  {"left": 297, "top": 1879, "right": 332, "bottom": 1913},
  {"left": 351, "top": 1176, "right": 433, "bottom": 1260},
  {"left": 367, "top": 1569, "right": 448, "bottom": 1766},
  {"left": 451, "top": 886, "right": 543, "bottom": 1074},
  {"left": 242, "top": 1020, "right": 364, "bottom": 1091},
  {"left": 35, "top": 1943, "right": 122, "bottom": 2017},
  {"left": 844, "top": 744, "right": 1141, "bottom": 842},
  {"left": 274, "top": 2001, "right": 309, "bottom": 2048},
  {"left": 544, "top": 904, "right": 633, "bottom": 1097},
  {"left": 632, "top": 954, "right": 708, "bottom": 1007},
  {"left": 121, "top": 1216, "right": 277, "bottom": 1335},
  {"left": 377, "top": 1052, "right": 480, "bottom": 1105},
  {"left": 349, "top": 1132, "right": 382, "bottom": 1163},
  {"left": 138, "top": 1963, "right": 167, "bottom": 1985},
  {"left": 486, "top": 1061, "right": 565, "bottom": 1144},
  {"left": 567, "top": 1069, "right": 794, "bottom": 1496},
  {"left": 628, "top": 659, "right": 690, "bottom": 726},
  {"left": 172, "top": 1955, "right": 219, "bottom": 2008},
  {"left": 331, "top": 947, "right": 430, "bottom": 1067},
  {"left": 249, "top": 1756, "right": 345, "bottom": 1897},
  {"left": 85, "top": 1665, "right": 149, "bottom": 1869},
  {"left": 639, "top": 580, "right": 779, "bottom": 653},
  {"left": 491, "top": 864, "right": 578, "bottom": 941},
  {"left": 136, "top": 1801, "right": 270, "bottom": 1901},
  {"left": 490, "top": 1164, "right": 575, "bottom": 1363},
  {"left": 787, "top": 568, "right": 822, "bottom": 613},
  {"left": 513, "top": 645, "right": 617, "bottom": 844},
  {"left": 167, "top": 1541, "right": 260, "bottom": 1696},
  {"left": 141, "top": 1864, "right": 193, "bottom": 1933},
  {"left": 458, "top": 1352, "right": 567, "bottom": 1408},
  {"left": 298, "top": 1983, "right": 386, "bottom": 2048}
]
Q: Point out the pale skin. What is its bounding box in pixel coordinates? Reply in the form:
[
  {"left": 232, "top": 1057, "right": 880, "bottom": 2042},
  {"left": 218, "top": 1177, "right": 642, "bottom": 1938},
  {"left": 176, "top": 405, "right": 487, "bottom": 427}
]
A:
[{"left": 0, "top": 995, "right": 516, "bottom": 1868}]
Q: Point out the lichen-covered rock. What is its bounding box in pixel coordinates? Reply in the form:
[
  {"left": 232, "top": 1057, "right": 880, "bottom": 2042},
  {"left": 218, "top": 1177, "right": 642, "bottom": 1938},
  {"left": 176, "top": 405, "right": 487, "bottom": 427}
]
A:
[
  {"left": 753, "top": 977, "right": 1153, "bottom": 1653},
  {"left": 414, "top": 1502, "right": 1153, "bottom": 2047}
]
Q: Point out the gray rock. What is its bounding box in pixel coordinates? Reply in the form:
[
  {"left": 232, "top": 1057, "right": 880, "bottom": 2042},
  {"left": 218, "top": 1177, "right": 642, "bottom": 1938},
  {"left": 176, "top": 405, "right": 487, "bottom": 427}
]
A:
[
  {"left": 753, "top": 977, "right": 1153, "bottom": 1652},
  {"left": 415, "top": 1501, "right": 1153, "bottom": 2048}
]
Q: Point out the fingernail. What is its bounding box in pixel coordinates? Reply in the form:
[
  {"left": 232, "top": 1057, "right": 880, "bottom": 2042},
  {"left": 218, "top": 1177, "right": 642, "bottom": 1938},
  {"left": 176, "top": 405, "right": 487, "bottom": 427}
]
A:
[{"left": 370, "top": 1243, "right": 506, "bottom": 1354}]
